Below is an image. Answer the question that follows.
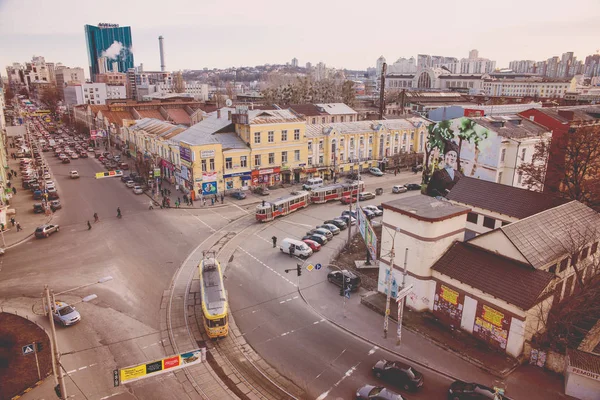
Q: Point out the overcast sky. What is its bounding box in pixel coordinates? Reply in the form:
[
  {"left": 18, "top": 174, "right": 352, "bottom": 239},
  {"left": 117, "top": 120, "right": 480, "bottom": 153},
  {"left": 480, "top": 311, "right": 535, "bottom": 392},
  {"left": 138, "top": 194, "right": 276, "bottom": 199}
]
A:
[{"left": 1, "top": 0, "right": 599, "bottom": 79}]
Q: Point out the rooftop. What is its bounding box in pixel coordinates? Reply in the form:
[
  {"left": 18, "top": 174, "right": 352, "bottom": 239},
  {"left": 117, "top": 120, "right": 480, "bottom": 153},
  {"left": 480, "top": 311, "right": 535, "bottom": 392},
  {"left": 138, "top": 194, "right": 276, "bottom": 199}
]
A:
[
  {"left": 432, "top": 242, "right": 554, "bottom": 310},
  {"left": 447, "top": 177, "right": 568, "bottom": 219},
  {"left": 471, "top": 116, "right": 549, "bottom": 139},
  {"left": 382, "top": 195, "right": 470, "bottom": 223},
  {"left": 528, "top": 106, "right": 600, "bottom": 123},
  {"left": 567, "top": 349, "right": 600, "bottom": 376},
  {"left": 305, "top": 117, "right": 428, "bottom": 138},
  {"left": 315, "top": 103, "right": 358, "bottom": 115},
  {"left": 130, "top": 118, "right": 187, "bottom": 139},
  {"left": 288, "top": 104, "right": 326, "bottom": 117},
  {"left": 171, "top": 108, "right": 247, "bottom": 149},
  {"left": 501, "top": 201, "right": 600, "bottom": 269}
]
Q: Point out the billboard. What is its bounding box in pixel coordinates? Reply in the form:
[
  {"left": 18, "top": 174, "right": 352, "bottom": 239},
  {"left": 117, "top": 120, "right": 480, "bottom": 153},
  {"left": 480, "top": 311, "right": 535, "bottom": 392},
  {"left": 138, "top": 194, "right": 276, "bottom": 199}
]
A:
[
  {"left": 202, "top": 172, "right": 218, "bottom": 195},
  {"left": 180, "top": 146, "right": 193, "bottom": 164},
  {"left": 118, "top": 348, "right": 204, "bottom": 385},
  {"left": 95, "top": 170, "right": 123, "bottom": 179},
  {"left": 356, "top": 208, "right": 377, "bottom": 261}
]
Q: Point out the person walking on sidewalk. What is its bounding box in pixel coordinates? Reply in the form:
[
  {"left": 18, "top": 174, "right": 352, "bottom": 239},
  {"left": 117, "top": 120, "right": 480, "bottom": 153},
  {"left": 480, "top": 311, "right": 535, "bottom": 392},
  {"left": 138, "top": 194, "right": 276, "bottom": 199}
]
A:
[
  {"left": 149, "top": 200, "right": 154, "bottom": 210},
  {"left": 12, "top": 187, "right": 16, "bottom": 195},
  {"left": 94, "top": 212, "right": 99, "bottom": 222},
  {"left": 16, "top": 222, "right": 22, "bottom": 232},
  {"left": 87, "top": 221, "right": 92, "bottom": 230},
  {"left": 189, "top": 198, "right": 193, "bottom": 207},
  {"left": 220, "top": 193, "right": 224, "bottom": 204},
  {"left": 10, "top": 217, "right": 15, "bottom": 227},
  {"left": 272, "top": 236, "right": 277, "bottom": 248},
  {"left": 211, "top": 198, "right": 214, "bottom": 206},
  {"left": 203, "top": 198, "right": 206, "bottom": 207},
  {"left": 183, "top": 194, "right": 188, "bottom": 204}
]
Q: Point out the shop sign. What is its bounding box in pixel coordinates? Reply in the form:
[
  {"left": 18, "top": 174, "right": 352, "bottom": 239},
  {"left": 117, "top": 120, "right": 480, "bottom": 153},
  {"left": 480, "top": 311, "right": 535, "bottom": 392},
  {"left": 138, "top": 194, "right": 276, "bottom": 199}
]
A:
[
  {"left": 259, "top": 168, "right": 274, "bottom": 175},
  {"left": 180, "top": 147, "right": 193, "bottom": 163},
  {"left": 200, "top": 150, "right": 215, "bottom": 158},
  {"left": 570, "top": 366, "right": 600, "bottom": 381},
  {"left": 202, "top": 172, "right": 217, "bottom": 182},
  {"left": 119, "top": 348, "right": 203, "bottom": 384},
  {"left": 223, "top": 171, "right": 251, "bottom": 178}
]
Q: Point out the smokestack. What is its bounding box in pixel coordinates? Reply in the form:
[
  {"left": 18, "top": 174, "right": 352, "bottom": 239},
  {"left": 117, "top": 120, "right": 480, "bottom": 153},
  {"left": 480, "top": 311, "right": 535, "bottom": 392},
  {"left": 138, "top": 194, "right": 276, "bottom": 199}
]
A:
[{"left": 159, "top": 36, "right": 166, "bottom": 72}]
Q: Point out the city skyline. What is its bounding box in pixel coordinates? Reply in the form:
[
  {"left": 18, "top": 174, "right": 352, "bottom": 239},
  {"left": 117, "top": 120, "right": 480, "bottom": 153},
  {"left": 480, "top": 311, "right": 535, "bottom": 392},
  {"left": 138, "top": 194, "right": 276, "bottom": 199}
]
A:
[{"left": 1, "top": 0, "right": 599, "bottom": 78}]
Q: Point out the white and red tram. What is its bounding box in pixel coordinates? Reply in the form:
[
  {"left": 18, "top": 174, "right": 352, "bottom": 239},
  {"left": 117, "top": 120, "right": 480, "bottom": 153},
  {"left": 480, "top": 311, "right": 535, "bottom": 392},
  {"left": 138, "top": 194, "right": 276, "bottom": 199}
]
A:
[
  {"left": 309, "top": 180, "right": 365, "bottom": 204},
  {"left": 255, "top": 191, "right": 310, "bottom": 222}
]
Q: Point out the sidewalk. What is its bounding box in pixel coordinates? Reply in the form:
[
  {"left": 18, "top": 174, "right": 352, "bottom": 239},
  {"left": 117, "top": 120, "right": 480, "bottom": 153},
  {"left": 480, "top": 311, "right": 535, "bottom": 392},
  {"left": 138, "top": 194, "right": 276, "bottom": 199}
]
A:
[
  {"left": 299, "top": 285, "right": 575, "bottom": 400},
  {"left": 3, "top": 140, "right": 53, "bottom": 249}
]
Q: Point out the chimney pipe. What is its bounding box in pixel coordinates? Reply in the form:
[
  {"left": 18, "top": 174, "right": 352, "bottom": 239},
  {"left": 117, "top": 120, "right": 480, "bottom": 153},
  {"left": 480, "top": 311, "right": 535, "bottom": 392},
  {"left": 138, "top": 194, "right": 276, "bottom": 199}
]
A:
[{"left": 158, "top": 36, "right": 166, "bottom": 72}]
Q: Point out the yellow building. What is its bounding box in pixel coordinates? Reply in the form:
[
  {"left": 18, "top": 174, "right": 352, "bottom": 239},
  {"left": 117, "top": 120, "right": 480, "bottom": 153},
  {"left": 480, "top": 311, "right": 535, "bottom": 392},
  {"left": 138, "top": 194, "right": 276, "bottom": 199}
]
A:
[
  {"left": 233, "top": 107, "right": 308, "bottom": 185},
  {"left": 305, "top": 116, "right": 430, "bottom": 178}
]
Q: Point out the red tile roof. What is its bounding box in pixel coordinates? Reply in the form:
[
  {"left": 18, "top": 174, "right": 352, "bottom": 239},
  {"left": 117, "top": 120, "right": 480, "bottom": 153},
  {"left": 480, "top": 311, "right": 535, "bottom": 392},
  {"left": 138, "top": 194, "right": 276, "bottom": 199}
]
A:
[
  {"left": 166, "top": 108, "right": 191, "bottom": 125},
  {"left": 136, "top": 110, "right": 165, "bottom": 120},
  {"left": 447, "top": 177, "right": 568, "bottom": 219},
  {"left": 432, "top": 242, "right": 554, "bottom": 310}
]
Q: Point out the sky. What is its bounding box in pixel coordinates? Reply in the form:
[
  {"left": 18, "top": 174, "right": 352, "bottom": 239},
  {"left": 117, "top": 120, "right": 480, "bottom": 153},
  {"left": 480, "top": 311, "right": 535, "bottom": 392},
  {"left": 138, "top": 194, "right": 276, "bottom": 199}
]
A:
[{"left": 1, "top": 0, "right": 600, "bottom": 80}]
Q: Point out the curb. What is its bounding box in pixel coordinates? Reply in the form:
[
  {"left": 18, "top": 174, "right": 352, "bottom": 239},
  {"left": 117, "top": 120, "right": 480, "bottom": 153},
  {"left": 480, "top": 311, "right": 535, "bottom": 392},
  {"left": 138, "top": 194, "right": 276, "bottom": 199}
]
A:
[
  {"left": 5, "top": 215, "right": 54, "bottom": 250},
  {"left": 143, "top": 191, "right": 260, "bottom": 210},
  {"left": 10, "top": 378, "right": 45, "bottom": 400}
]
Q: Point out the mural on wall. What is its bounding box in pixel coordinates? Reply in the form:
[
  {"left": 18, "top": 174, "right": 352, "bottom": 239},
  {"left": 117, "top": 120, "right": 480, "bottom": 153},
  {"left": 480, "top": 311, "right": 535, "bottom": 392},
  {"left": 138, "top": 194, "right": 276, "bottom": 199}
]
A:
[{"left": 423, "top": 118, "right": 493, "bottom": 196}]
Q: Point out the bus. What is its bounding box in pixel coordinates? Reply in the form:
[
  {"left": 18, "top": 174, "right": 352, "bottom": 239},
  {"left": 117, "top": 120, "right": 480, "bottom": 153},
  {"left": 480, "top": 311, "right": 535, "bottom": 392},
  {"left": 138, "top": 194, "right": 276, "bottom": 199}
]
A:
[
  {"left": 255, "top": 190, "right": 310, "bottom": 222},
  {"left": 199, "top": 251, "right": 228, "bottom": 339},
  {"left": 309, "top": 180, "right": 365, "bottom": 204}
]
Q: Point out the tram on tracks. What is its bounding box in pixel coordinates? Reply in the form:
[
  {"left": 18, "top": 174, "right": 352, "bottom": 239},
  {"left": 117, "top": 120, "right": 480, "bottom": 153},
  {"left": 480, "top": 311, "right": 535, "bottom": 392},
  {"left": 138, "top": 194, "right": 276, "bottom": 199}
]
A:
[
  {"left": 199, "top": 251, "right": 229, "bottom": 339},
  {"left": 309, "top": 180, "right": 364, "bottom": 204},
  {"left": 255, "top": 190, "right": 310, "bottom": 222}
]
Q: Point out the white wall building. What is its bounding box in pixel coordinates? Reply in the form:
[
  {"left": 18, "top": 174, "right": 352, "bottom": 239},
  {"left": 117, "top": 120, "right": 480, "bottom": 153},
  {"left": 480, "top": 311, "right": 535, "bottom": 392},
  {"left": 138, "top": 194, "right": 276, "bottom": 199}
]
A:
[
  {"left": 136, "top": 81, "right": 209, "bottom": 101},
  {"left": 63, "top": 82, "right": 126, "bottom": 106},
  {"left": 483, "top": 78, "right": 571, "bottom": 98}
]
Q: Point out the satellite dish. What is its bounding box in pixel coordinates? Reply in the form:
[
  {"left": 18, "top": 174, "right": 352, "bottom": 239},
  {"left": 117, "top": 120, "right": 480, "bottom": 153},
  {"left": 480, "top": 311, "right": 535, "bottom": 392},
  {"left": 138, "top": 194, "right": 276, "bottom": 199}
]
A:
[{"left": 225, "top": 99, "right": 233, "bottom": 107}]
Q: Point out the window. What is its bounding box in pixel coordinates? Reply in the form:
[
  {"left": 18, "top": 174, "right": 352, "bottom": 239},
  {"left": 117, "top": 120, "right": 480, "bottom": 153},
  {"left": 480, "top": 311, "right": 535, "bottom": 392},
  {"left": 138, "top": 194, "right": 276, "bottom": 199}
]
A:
[
  {"left": 518, "top": 172, "right": 523, "bottom": 184},
  {"left": 268, "top": 131, "right": 274, "bottom": 143},
  {"left": 312, "top": 118, "right": 316, "bottom": 124},
  {"left": 294, "top": 129, "right": 300, "bottom": 140},
  {"left": 225, "top": 157, "right": 232, "bottom": 169},
  {"left": 360, "top": 137, "right": 364, "bottom": 146},
  {"left": 281, "top": 151, "right": 288, "bottom": 163},
  {"left": 254, "top": 132, "right": 261, "bottom": 144},
  {"left": 483, "top": 216, "right": 495, "bottom": 229},
  {"left": 467, "top": 212, "right": 478, "bottom": 224},
  {"left": 549, "top": 264, "right": 557, "bottom": 274},
  {"left": 294, "top": 150, "right": 300, "bottom": 161},
  {"left": 201, "top": 159, "right": 207, "bottom": 172},
  {"left": 209, "top": 159, "right": 215, "bottom": 171},
  {"left": 268, "top": 153, "right": 275, "bottom": 164},
  {"left": 501, "top": 221, "right": 510, "bottom": 227},
  {"left": 521, "top": 148, "right": 527, "bottom": 160},
  {"left": 308, "top": 142, "right": 312, "bottom": 151},
  {"left": 319, "top": 140, "right": 323, "bottom": 149},
  {"left": 308, "top": 157, "right": 313, "bottom": 165},
  {"left": 281, "top": 130, "right": 287, "bottom": 141},
  {"left": 571, "top": 252, "right": 579, "bottom": 267},
  {"left": 340, "top": 116, "right": 345, "bottom": 122},
  {"left": 240, "top": 156, "right": 247, "bottom": 168},
  {"left": 319, "top": 155, "right": 324, "bottom": 164},
  {"left": 350, "top": 138, "right": 354, "bottom": 148},
  {"left": 592, "top": 242, "right": 598, "bottom": 254},
  {"left": 340, "top": 139, "right": 344, "bottom": 148},
  {"left": 559, "top": 258, "right": 569, "bottom": 272},
  {"left": 582, "top": 247, "right": 589, "bottom": 259},
  {"left": 254, "top": 154, "right": 261, "bottom": 166},
  {"left": 322, "top": 117, "right": 325, "bottom": 123},
  {"left": 500, "top": 149, "right": 506, "bottom": 163}
]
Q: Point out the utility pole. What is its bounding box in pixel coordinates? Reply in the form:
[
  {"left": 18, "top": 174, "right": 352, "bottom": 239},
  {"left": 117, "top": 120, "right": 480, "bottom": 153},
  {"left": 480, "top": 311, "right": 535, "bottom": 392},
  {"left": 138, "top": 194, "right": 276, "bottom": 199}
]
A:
[
  {"left": 383, "top": 243, "right": 395, "bottom": 339},
  {"left": 397, "top": 248, "right": 408, "bottom": 345},
  {"left": 44, "top": 285, "right": 67, "bottom": 399},
  {"left": 378, "top": 63, "right": 387, "bottom": 120}
]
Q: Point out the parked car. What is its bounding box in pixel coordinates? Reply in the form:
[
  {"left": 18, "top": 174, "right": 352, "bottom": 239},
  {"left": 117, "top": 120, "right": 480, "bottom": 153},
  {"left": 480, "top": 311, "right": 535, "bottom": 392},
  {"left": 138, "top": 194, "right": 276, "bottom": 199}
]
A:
[
  {"left": 50, "top": 301, "right": 81, "bottom": 327},
  {"left": 70, "top": 153, "right": 79, "bottom": 159},
  {"left": 302, "top": 233, "right": 327, "bottom": 245},
  {"left": 404, "top": 183, "right": 421, "bottom": 191},
  {"left": 317, "top": 224, "right": 340, "bottom": 235},
  {"left": 359, "top": 192, "right": 376, "bottom": 201},
  {"left": 125, "top": 180, "right": 135, "bottom": 188},
  {"left": 411, "top": 164, "right": 423, "bottom": 173},
  {"left": 118, "top": 162, "right": 129, "bottom": 170},
  {"left": 79, "top": 152, "right": 88, "bottom": 158},
  {"left": 133, "top": 186, "right": 144, "bottom": 194},
  {"left": 361, "top": 205, "right": 381, "bottom": 217},
  {"left": 70, "top": 171, "right": 79, "bottom": 179},
  {"left": 254, "top": 187, "right": 270, "bottom": 196},
  {"left": 121, "top": 175, "right": 132, "bottom": 183},
  {"left": 302, "top": 239, "right": 321, "bottom": 252},
  {"left": 447, "top": 380, "right": 509, "bottom": 400},
  {"left": 325, "top": 219, "right": 347, "bottom": 230},
  {"left": 61, "top": 157, "right": 71, "bottom": 164},
  {"left": 392, "top": 185, "right": 408, "bottom": 194},
  {"left": 338, "top": 215, "right": 357, "bottom": 226},
  {"left": 342, "top": 210, "right": 357, "bottom": 219},
  {"left": 362, "top": 208, "right": 375, "bottom": 220},
  {"left": 356, "top": 385, "right": 404, "bottom": 400},
  {"left": 87, "top": 146, "right": 94, "bottom": 152},
  {"left": 327, "top": 270, "right": 361, "bottom": 291},
  {"left": 50, "top": 200, "right": 62, "bottom": 211},
  {"left": 369, "top": 167, "right": 384, "bottom": 176},
  {"left": 47, "top": 189, "right": 59, "bottom": 200},
  {"left": 33, "top": 203, "right": 45, "bottom": 214},
  {"left": 35, "top": 224, "right": 60, "bottom": 238},
  {"left": 231, "top": 191, "right": 247, "bottom": 200},
  {"left": 340, "top": 195, "right": 357, "bottom": 204},
  {"left": 372, "top": 360, "right": 424, "bottom": 391},
  {"left": 307, "top": 228, "right": 333, "bottom": 240}
]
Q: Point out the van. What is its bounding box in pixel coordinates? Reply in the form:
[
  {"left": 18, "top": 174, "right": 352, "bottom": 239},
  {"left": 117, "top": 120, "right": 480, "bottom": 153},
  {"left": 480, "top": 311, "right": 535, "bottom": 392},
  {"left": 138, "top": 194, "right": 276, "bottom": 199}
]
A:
[
  {"left": 279, "top": 238, "right": 313, "bottom": 258},
  {"left": 302, "top": 177, "right": 323, "bottom": 191}
]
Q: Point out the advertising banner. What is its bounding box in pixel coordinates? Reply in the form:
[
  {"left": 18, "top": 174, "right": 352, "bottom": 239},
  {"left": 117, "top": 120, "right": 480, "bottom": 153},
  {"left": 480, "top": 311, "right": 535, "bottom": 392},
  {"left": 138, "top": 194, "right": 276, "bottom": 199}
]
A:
[
  {"left": 200, "top": 149, "right": 215, "bottom": 158},
  {"left": 180, "top": 147, "right": 193, "bottom": 164},
  {"left": 95, "top": 170, "right": 123, "bottom": 179},
  {"left": 153, "top": 168, "right": 161, "bottom": 178},
  {"left": 356, "top": 208, "right": 377, "bottom": 261},
  {"left": 119, "top": 349, "right": 204, "bottom": 384}
]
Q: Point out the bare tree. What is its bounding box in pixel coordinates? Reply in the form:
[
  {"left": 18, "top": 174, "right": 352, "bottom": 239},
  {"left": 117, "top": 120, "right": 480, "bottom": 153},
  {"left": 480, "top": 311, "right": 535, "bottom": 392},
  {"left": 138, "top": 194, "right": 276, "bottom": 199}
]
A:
[
  {"left": 173, "top": 72, "right": 186, "bottom": 93},
  {"left": 41, "top": 85, "right": 61, "bottom": 113}
]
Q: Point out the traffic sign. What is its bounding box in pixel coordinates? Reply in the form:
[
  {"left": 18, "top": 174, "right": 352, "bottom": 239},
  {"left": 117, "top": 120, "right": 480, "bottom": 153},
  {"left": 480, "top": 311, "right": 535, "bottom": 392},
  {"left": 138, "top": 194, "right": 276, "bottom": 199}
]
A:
[
  {"left": 395, "top": 284, "right": 414, "bottom": 303},
  {"left": 113, "top": 369, "right": 120, "bottom": 387},
  {"left": 315, "top": 263, "right": 322, "bottom": 270},
  {"left": 22, "top": 344, "right": 35, "bottom": 355},
  {"left": 306, "top": 264, "right": 314, "bottom": 272}
]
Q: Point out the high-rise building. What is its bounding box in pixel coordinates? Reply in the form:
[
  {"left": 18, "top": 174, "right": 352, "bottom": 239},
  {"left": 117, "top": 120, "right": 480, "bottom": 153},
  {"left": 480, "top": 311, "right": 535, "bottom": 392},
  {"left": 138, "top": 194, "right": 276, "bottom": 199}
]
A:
[
  {"left": 291, "top": 58, "right": 298, "bottom": 68},
  {"left": 84, "top": 23, "right": 134, "bottom": 82},
  {"left": 55, "top": 66, "right": 85, "bottom": 99}
]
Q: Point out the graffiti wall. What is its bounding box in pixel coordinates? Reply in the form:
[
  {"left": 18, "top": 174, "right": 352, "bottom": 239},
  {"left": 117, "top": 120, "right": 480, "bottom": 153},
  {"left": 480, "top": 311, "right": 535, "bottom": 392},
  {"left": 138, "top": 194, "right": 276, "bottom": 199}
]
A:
[{"left": 433, "top": 283, "right": 464, "bottom": 328}]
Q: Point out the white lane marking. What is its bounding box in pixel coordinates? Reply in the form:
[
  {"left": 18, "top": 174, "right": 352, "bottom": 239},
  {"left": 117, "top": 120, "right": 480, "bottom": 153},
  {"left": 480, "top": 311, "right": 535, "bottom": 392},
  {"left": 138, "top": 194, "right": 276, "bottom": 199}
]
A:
[
  {"left": 368, "top": 346, "right": 379, "bottom": 356},
  {"left": 184, "top": 209, "right": 216, "bottom": 232},
  {"left": 281, "top": 220, "right": 313, "bottom": 228},
  {"left": 228, "top": 201, "right": 250, "bottom": 215},
  {"left": 100, "top": 393, "right": 123, "bottom": 400},
  {"left": 317, "top": 361, "right": 361, "bottom": 399},
  {"left": 238, "top": 247, "right": 297, "bottom": 287},
  {"left": 78, "top": 366, "right": 87, "bottom": 370},
  {"left": 67, "top": 369, "right": 77, "bottom": 374}
]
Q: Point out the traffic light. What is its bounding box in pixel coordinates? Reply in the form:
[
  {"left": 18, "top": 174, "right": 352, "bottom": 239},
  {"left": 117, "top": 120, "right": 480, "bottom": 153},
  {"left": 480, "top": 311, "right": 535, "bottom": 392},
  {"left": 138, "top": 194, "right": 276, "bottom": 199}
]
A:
[
  {"left": 296, "top": 263, "right": 302, "bottom": 276},
  {"left": 36, "top": 342, "right": 43, "bottom": 352},
  {"left": 54, "top": 384, "right": 62, "bottom": 398}
]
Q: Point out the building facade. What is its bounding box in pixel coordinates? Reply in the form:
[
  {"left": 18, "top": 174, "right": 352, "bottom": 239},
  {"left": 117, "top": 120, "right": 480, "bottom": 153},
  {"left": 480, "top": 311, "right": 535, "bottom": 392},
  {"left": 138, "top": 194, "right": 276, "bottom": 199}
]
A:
[
  {"left": 64, "top": 82, "right": 127, "bottom": 106},
  {"left": 85, "top": 23, "right": 134, "bottom": 81}
]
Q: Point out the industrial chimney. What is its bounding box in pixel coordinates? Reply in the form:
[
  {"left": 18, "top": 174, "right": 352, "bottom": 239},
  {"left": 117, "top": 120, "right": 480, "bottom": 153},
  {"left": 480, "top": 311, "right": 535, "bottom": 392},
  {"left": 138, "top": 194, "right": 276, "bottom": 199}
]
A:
[{"left": 158, "top": 36, "right": 166, "bottom": 72}]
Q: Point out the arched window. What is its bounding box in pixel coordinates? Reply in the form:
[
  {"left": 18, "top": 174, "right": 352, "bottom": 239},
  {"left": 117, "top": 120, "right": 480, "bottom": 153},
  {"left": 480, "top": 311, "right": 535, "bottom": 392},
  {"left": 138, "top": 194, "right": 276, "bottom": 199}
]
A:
[{"left": 417, "top": 71, "right": 432, "bottom": 88}]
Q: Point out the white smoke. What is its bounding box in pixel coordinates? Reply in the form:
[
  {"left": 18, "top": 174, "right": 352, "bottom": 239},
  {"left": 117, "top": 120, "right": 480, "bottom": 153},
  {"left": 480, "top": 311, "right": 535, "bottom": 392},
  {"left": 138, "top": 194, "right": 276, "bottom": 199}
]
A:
[{"left": 102, "top": 41, "right": 124, "bottom": 60}]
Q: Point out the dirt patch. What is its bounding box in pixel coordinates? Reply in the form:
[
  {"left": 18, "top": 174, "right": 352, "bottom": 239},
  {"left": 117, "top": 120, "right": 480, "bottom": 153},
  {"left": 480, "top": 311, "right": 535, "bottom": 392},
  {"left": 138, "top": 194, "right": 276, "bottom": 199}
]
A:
[
  {"left": 332, "top": 225, "right": 382, "bottom": 290},
  {"left": 0, "top": 313, "right": 52, "bottom": 400}
]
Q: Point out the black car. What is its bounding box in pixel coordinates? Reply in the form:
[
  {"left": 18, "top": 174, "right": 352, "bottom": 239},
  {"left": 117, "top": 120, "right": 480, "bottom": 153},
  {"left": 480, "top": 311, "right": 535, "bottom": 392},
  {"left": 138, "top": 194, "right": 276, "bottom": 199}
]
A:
[
  {"left": 372, "top": 360, "right": 424, "bottom": 392},
  {"left": 302, "top": 234, "right": 326, "bottom": 245},
  {"left": 325, "top": 219, "right": 347, "bottom": 230},
  {"left": 327, "top": 270, "right": 361, "bottom": 291},
  {"left": 448, "top": 380, "right": 509, "bottom": 400},
  {"left": 231, "top": 191, "right": 247, "bottom": 200},
  {"left": 404, "top": 183, "right": 421, "bottom": 191},
  {"left": 411, "top": 164, "right": 423, "bottom": 173}
]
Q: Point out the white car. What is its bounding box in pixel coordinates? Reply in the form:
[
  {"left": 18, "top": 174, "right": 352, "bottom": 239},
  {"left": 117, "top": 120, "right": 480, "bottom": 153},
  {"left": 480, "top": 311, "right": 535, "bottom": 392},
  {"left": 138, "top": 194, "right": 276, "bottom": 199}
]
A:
[
  {"left": 363, "top": 205, "right": 383, "bottom": 216},
  {"left": 133, "top": 186, "right": 144, "bottom": 194},
  {"left": 70, "top": 171, "right": 79, "bottom": 179},
  {"left": 70, "top": 153, "right": 79, "bottom": 159},
  {"left": 125, "top": 180, "right": 135, "bottom": 188},
  {"left": 50, "top": 301, "right": 81, "bottom": 327}
]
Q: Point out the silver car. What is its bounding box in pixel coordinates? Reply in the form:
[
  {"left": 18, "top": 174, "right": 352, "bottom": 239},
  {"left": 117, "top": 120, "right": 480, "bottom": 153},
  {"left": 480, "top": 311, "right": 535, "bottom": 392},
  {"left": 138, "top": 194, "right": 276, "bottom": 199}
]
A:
[
  {"left": 318, "top": 224, "right": 340, "bottom": 235},
  {"left": 51, "top": 301, "right": 81, "bottom": 326},
  {"left": 308, "top": 228, "right": 333, "bottom": 240}
]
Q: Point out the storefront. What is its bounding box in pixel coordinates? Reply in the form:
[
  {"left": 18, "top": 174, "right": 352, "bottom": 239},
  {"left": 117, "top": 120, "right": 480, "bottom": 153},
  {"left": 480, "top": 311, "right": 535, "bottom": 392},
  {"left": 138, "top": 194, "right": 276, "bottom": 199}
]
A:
[
  {"left": 223, "top": 171, "right": 251, "bottom": 191},
  {"left": 303, "top": 167, "right": 317, "bottom": 179},
  {"left": 281, "top": 167, "right": 292, "bottom": 184},
  {"left": 160, "top": 159, "right": 176, "bottom": 184},
  {"left": 251, "top": 167, "right": 280, "bottom": 187}
]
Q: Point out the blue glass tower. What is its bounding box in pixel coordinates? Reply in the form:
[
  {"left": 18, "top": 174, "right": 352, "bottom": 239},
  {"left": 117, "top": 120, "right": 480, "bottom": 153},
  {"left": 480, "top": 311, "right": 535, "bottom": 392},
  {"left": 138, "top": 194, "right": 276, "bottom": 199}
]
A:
[{"left": 85, "top": 23, "right": 134, "bottom": 81}]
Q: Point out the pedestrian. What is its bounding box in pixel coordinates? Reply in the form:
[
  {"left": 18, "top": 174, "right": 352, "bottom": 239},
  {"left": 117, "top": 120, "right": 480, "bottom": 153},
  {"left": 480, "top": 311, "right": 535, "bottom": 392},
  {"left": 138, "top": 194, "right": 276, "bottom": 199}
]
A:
[
  {"left": 211, "top": 198, "right": 214, "bottom": 206},
  {"left": 220, "top": 193, "right": 224, "bottom": 204},
  {"left": 162, "top": 197, "right": 166, "bottom": 208},
  {"left": 10, "top": 217, "right": 15, "bottom": 227},
  {"left": 272, "top": 236, "right": 277, "bottom": 248},
  {"left": 149, "top": 200, "right": 154, "bottom": 210},
  {"left": 183, "top": 194, "right": 188, "bottom": 204},
  {"left": 7, "top": 182, "right": 11, "bottom": 188},
  {"left": 166, "top": 198, "right": 171, "bottom": 208},
  {"left": 12, "top": 187, "right": 16, "bottom": 195},
  {"left": 189, "top": 198, "right": 193, "bottom": 207},
  {"left": 214, "top": 194, "right": 217, "bottom": 203},
  {"left": 178, "top": 197, "right": 181, "bottom": 206},
  {"left": 16, "top": 222, "right": 22, "bottom": 232},
  {"left": 160, "top": 189, "right": 164, "bottom": 197},
  {"left": 7, "top": 173, "right": 11, "bottom": 180},
  {"left": 94, "top": 212, "right": 99, "bottom": 222},
  {"left": 159, "top": 183, "right": 162, "bottom": 192},
  {"left": 394, "top": 167, "right": 398, "bottom": 176},
  {"left": 87, "top": 221, "right": 92, "bottom": 230},
  {"left": 176, "top": 199, "right": 180, "bottom": 208}
]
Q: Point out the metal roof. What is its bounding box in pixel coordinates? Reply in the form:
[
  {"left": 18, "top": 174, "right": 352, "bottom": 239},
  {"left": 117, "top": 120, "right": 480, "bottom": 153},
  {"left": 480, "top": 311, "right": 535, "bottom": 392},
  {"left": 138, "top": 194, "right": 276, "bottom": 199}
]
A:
[
  {"left": 171, "top": 108, "right": 247, "bottom": 149},
  {"left": 315, "top": 103, "right": 358, "bottom": 115},
  {"left": 200, "top": 257, "right": 227, "bottom": 316},
  {"left": 305, "top": 117, "right": 429, "bottom": 138},
  {"left": 247, "top": 109, "right": 304, "bottom": 124}
]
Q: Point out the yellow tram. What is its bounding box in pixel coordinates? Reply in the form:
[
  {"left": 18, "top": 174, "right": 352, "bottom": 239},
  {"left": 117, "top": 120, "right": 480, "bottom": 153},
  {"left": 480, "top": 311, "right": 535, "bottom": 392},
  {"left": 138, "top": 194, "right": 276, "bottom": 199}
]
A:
[{"left": 199, "top": 251, "right": 229, "bottom": 339}]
